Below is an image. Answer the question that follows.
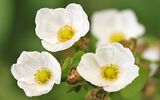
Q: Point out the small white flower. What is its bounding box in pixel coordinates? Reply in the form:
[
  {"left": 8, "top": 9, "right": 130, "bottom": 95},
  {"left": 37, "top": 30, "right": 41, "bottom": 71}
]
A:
[
  {"left": 35, "top": 3, "right": 89, "bottom": 52},
  {"left": 77, "top": 43, "right": 139, "bottom": 92},
  {"left": 149, "top": 63, "right": 159, "bottom": 77},
  {"left": 91, "top": 9, "right": 145, "bottom": 45},
  {"left": 11, "top": 51, "right": 61, "bottom": 97},
  {"left": 142, "top": 47, "right": 160, "bottom": 76},
  {"left": 142, "top": 47, "right": 160, "bottom": 62}
]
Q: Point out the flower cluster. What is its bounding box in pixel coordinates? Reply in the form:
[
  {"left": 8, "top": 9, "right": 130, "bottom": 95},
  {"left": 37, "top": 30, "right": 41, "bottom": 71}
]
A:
[{"left": 11, "top": 3, "right": 160, "bottom": 99}]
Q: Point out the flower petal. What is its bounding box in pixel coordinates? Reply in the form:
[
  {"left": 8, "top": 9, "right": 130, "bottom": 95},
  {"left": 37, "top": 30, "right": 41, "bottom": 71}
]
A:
[
  {"left": 149, "top": 63, "right": 159, "bottom": 77},
  {"left": 91, "top": 9, "right": 120, "bottom": 40},
  {"left": 17, "top": 81, "right": 54, "bottom": 97},
  {"left": 142, "top": 47, "right": 160, "bottom": 62},
  {"left": 66, "top": 3, "right": 89, "bottom": 37},
  {"left": 120, "top": 9, "right": 145, "bottom": 38},
  {"left": 77, "top": 53, "right": 107, "bottom": 87},
  {"left": 11, "top": 51, "right": 43, "bottom": 83},
  {"left": 11, "top": 64, "right": 35, "bottom": 83},
  {"left": 17, "top": 51, "right": 40, "bottom": 64},
  {"left": 95, "top": 43, "right": 135, "bottom": 66},
  {"left": 41, "top": 36, "right": 80, "bottom": 52},
  {"left": 103, "top": 64, "right": 139, "bottom": 92},
  {"left": 41, "top": 52, "right": 61, "bottom": 84},
  {"left": 35, "top": 8, "right": 67, "bottom": 42}
]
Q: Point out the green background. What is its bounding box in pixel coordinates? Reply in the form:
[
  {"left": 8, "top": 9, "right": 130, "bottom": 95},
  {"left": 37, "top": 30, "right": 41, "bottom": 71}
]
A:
[{"left": 0, "top": 0, "right": 160, "bottom": 100}]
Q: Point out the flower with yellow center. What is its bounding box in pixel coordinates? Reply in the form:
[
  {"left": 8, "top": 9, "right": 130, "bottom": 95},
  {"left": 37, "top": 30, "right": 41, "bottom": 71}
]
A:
[
  {"left": 101, "top": 64, "right": 119, "bottom": 81},
  {"left": 34, "top": 67, "right": 52, "bottom": 85},
  {"left": 11, "top": 51, "right": 61, "bottom": 97},
  {"left": 35, "top": 3, "right": 89, "bottom": 52},
  {"left": 109, "top": 32, "right": 126, "bottom": 43},
  {"left": 77, "top": 43, "right": 139, "bottom": 92},
  {"left": 57, "top": 25, "right": 75, "bottom": 42},
  {"left": 91, "top": 9, "right": 145, "bottom": 45}
]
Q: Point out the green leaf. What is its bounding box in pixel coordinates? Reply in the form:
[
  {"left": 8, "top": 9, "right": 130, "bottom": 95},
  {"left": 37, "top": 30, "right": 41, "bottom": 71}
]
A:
[
  {"left": 62, "top": 57, "right": 72, "bottom": 80},
  {"left": 120, "top": 67, "right": 149, "bottom": 98},
  {"left": 61, "top": 51, "right": 85, "bottom": 81},
  {"left": 109, "top": 91, "right": 142, "bottom": 100},
  {"left": 67, "top": 82, "right": 84, "bottom": 93},
  {"left": 109, "top": 92, "right": 125, "bottom": 100},
  {"left": 71, "top": 51, "right": 85, "bottom": 67},
  {"left": 67, "top": 84, "right": 82, "bottom": 93}
]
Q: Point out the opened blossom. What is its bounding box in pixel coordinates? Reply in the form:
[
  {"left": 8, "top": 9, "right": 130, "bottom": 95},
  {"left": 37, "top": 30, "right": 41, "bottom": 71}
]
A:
[
  {"left": 77, "top": 43, "right": 139, "bottom": 92},
  {"left": 91, "top": 9, "right": 145, "bottom": 45},
  {"left": 35, "top": 3, "right": 89, "bottom": 52},
  {"left": 11, "top": 51, "right": 61, "bottom": 97}
]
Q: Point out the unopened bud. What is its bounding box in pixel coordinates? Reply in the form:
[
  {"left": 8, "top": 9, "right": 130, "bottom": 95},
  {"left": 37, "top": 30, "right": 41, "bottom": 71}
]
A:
[
  {"left": 86, "top": 88, "right": 108, "bottom": 100},
  {"left": 119, "top": 38, "right": 136, "bottom": 52},
  {"left": 78, "top": 37, "right": 90, "bottom": 48},
  {"left": 67, "top": 68, "right": 81, "bottom": 84},
  {"left": 134, "top": 43, "right": 148, "bottom": 54},
  {"left": 144, "top": 79, "right": 156, "bottom": 98}
]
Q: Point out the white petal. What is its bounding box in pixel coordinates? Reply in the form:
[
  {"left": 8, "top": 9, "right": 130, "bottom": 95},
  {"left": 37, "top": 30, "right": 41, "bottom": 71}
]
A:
[
  {"left": 41, "top": 36, "right": 80, "bottom": 52},
  {"left": 120, "top": 9, "right": 145, "bottom": 38},
  {"left": 35, "top": 8, "right": 67, "bottom": 42},
  {"left": 17, "top": 51, "right": 40, "bottom": 64},
  {"left": 77, "top": 53, "right": 107, "bottom": 87},
  {"left": 17, "top": 81, "right": 54, "bottom": 97},
  {"left": 95, "top": 43, "right": 135, "bottom": 67},
  {"left": 66, "top": 3, "right": 89, "bottom": 37},
  {"left": 142, "top": 47, "right": 160, "bottom": 62},
  {"left": 41, "top": 52, "right": 61, "bottom": 84},
  {"left": 91, "top": 9, "right": 120, "bottom": 40},
  {"left": 11, "top": 64, "right": 35, "bottom": 83},
  {"left": 11, "top": 51, "right": 42, "bottom": 83},
  {"left": 103, "top": 64, "right": 139, "bottom": 92},
  {"left": 149, "top": 63, "right": 159, "bottom": 77}
]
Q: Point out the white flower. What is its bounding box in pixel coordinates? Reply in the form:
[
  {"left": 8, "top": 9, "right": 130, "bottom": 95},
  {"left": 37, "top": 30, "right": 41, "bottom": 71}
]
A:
[
  {"left": 149, "top": 63, "right": 159, "bottom": 77},
  {"left": 91, "top": 9, "right": 145, "bottom": 45},
  {"left": 77, "top": 43, "right": 139, "bottom": 92},
  {"left": 35, "top": 3, "right": 89, "bottom": 52},
  {"left": 11, "top": 51, "right": 61, "bottom": 97},
  {"left": 142, "top": 47, "right": 160, "bottom": 62},
  {"left": 142, "top": 47, "right": 160, "bottom": 76}
]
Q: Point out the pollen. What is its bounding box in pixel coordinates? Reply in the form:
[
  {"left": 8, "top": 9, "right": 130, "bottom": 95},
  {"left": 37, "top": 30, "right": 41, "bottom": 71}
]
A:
[
  {"left": 34, "top": 67, "right": 52, "bottom": 85},
  {"left": 110, "top": 32, "right": 125, "bottom": 43},
  {"left": 101, "top": 64, "right": 119, "bottom": 81},
  {"left": 57, "top": 25, "right": 75, "bottom": 42}
]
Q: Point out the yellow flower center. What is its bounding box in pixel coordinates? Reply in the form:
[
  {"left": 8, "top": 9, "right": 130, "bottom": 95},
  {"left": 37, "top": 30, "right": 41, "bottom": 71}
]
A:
[
  {"left": 57, "top": 25, "right": 75, "bottom": 42},
  {"left": 101, "top": 64, "right": 119, "bottom": 81},
  {"left": 34, "top": 67, "right": 52, "bottom": 85},
  {"left": 110, "top": 32, "right": 125, "bottom": 43}
]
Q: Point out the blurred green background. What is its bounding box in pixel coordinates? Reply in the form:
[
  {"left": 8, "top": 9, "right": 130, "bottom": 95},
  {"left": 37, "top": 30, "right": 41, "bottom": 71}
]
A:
[{"left": 0, "top": 0, "right": 160, "bottom": 100}]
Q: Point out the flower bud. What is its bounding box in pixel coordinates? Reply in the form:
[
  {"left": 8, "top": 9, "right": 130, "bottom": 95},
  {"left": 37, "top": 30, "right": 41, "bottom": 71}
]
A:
[
  {"left": 86, "top": 88, "right": 108, "bottom": 100},
  {"left": 67, "top": 68, "right": 81, "bottom": 84},
  {"left": 78, "top": 37, "right": 90, "bottom": 48},
  {"left": 144, "top": 79, "right": 156, "bottom": 98},
  {"left": 119, "top": 38, "right": 136, "bottom": 52}
]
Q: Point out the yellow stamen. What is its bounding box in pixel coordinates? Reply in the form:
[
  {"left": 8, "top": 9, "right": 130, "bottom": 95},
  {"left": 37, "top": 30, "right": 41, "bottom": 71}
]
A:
[
  {"left": 101, "top": 64, "right": 119, "bottom": 81},
  {"left": 34, "top": 67, "right": 52, "bottom": 85},
  {"left": 57, "top": 25, "right": 75, "bottom": 42},
  {"left": 110, "top": 32, "right": 125, "bottom": 43}
]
